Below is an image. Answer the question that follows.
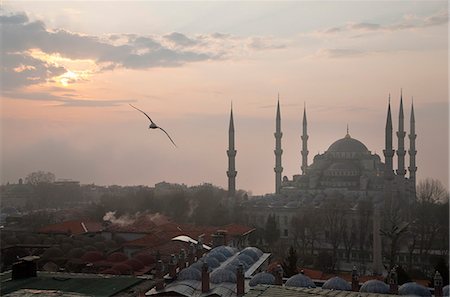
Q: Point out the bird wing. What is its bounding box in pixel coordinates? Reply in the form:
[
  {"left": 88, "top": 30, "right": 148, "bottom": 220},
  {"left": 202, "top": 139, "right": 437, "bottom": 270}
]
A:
[
  {"left": 158, "top": 127, "right": 177, "bottom": 148},
  {"left": 129, "top": 104, "right": 155, "bottom": 125}
]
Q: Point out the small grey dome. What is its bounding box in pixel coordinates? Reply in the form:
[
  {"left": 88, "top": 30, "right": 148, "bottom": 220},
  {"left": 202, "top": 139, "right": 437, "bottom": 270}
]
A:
[
  {"left": 240, "top": 249, "right": 259, "bottom": 261},
  {"left": 242, "top": 247, "right": 263, "bottom": 257},
  {"left": 178, "top": 267, "right": 201, "bottom": 281},
  {"left": 360, "top": 280, "right": 389, "bottom": 294},
  {"left": 210, "top": 268, "right": 237, "bottom": 284},
  {"left": 249, "top": 272, "right": 275, "bottom": 287},
  {"left": 399, "top": 282, "right": 431, "bottom": 296},
  {"left": 443, "top": 285, "right": 449, "bottom": 296},
  {"left": 322, "top": 276, "right": 351, "bottom": 291},
  {"left": 210, "top": 246, "right": 234, "bottom": 258},
  {"left": 190, "top": 260, "right": 208, "bottom": 271},
  {"left": 285, "top": 274, "right": 316, "bottom": 288},
  {"left": 207, "top": 252, "right": 227, "bottom": 262},
  {"left": 201, "top": 257, "right": 220, "bottom": 269},
  {"left": 237, "top": 254, "right": 255, "bottom": 266},
  {"left": 225, "top": 259, "right": 249, "bottom": 271}
]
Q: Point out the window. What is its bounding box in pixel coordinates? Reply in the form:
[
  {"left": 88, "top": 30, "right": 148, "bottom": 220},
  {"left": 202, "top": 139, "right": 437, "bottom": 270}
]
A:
[{"left": 284, "top": 229, "right": 288, "bottom": 237}]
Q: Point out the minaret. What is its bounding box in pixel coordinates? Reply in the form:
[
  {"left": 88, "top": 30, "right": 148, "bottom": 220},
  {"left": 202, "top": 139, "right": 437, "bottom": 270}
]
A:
[
  {"left": 227, "top": 104, "right": 237, "bottom": 197},
  {"left": 408, "top": 99, "right": 417, "bottom": 198},
  {"left": 274, "top": 97, "right": 283, "bottom": 194},
  {"left": 383, "top": 96, "right": 395, "bottom": 179},
  {"left": 301, "top": 103, "right": 308, "bottom": 175},
  {"left": 384, "top": 96, "right": 395, "bottom": 213},
  {"left": 396, "top": 90, "right": 406, "bottom": 177}
]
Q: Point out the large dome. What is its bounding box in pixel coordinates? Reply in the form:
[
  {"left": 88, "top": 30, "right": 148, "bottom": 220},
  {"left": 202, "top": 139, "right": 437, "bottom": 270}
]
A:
[{"left": 327, "top": 134, "right": 368, "bottom": 153}]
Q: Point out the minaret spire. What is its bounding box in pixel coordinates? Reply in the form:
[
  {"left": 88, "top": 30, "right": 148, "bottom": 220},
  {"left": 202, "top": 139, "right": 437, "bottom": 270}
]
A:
[
  {"left": 396, "top": 90, "right": 406, "bottom": 177},
  {"left": 227, "top": 102, "right": 237, "bottom": 197},
  {"left": 408, "top": 98, "right": 417, "bottom": 198},
  {"left": 383, "top": 95, "right": 395, "bottom": 179},
  {"left": 274, "top": 97, "right": 283, "bottom": 194},
  {"left": 301, "top": 102, "right": 309, "bottom": 175}
]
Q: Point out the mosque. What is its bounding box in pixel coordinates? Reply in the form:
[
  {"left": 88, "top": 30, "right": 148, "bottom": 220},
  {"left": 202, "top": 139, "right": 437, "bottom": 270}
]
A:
[{"left": 226, "top": 92, "right": 417, "bottom": 272}]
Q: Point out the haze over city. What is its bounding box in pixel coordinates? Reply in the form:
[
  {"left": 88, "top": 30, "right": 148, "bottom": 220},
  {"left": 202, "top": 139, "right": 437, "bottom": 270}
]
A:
[{"left": 1, "top": 1, "right": 448, "bottom": 194}]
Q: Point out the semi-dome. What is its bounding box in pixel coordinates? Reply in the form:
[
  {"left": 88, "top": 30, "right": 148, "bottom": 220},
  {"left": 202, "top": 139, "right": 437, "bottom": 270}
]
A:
[
  {"left": 285, "top": 274, "right": 316, "bottom": 288},
  {"left": 359, "top": 280, "right": 389, "bottom": 294},
  {"left": 178, "top": 267, "right": 202, "bottom": 281},
  {"left": 210, "top": 268, "right": 237, "bottom": 283},
  {"left": 322, "top": 276, "right": 351, "bottom": 291},
  {"left": 249, "top": 272, "right": 275, "bottom": 287},
  {"left": 399, "top": 282, "right": 431, "bottom": 296},
  {"left": 327, "top": 135, "right": 368, "bottom": 153}
]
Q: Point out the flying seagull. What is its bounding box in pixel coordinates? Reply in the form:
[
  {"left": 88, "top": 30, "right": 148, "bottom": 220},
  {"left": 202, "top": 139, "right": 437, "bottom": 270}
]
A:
[{"left": 129, "top": 104, "right": 177, "bottom": 147}]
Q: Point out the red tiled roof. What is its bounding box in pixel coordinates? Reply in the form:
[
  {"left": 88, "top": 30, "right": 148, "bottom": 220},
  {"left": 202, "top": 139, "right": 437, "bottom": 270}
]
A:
[
  {"left": 38, "top": 220, "right": 103, "bottom": 235},
  {"left": 106, "top": 213, "right": 172, "bottom": 233},
  {"left": 220, "top": 224, "right": 256, "bottom": 237}
]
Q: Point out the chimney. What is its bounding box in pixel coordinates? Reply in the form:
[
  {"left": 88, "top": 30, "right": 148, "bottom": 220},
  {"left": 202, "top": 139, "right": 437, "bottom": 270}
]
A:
[
  {"left": 179, "top": 249, "right": 186, "bottom": 269},
  {"left": 236, "top": 264, "right": 245, "bottom": 296},
  {"left": 351, "top": 266, "right": 359, "bottom": 291},
  {"left": 434, "top": 271, "right": 443, "bottom": 297},
  {"left": 196, "top": 237, "right": 204, "bottom": 260},
  {"left": 12, "top": 256, "right": 38, "bottom": 280},
  {"left": 188, "top": 243, "right": 195, "bottom": 265},
  {"left": 201, "top": 262, "right": 210, "bottom": 293},
  {"left": 168, "top": 254, "right": 178, "bottom": 279},
  {"left": 155, "top": 260, "right": 165, "bottom": 290},
  {"left": 212, "top": 233, "right": 224, "bottom": 248},
  {"left": 389, "top": 267, "right": 398, "bottom": 294},
  {"left": 274, "top": 265, "right": 283, "bottom": 285}
]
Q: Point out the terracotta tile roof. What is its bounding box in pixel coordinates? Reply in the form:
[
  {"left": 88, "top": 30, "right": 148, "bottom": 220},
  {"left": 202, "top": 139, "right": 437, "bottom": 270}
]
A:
[
  {"left": 221, "top": 224, "right": 256, "bottom": 237},
  {"left": 38, "top": 220, "right": 102, "bottom": 235}
]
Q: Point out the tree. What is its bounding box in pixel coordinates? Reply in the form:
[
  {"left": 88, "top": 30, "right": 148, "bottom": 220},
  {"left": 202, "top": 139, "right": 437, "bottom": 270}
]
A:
[
  {"left": 264, "top": 214, "right": 280, "bottom": 249},
  {"left": 282, "top": 246, "right": 298, "bottom": 277},
  {"left": 380, "top": 206, "right": 409, "bottom": 270},
  {"left": 321, "top": 193, "right": 350, "bottom": 270},
  {"left": 25, "top": 171, "right": 55, "bottom": 185},
  {"left": 416, "top": 178, "right": 449, "bottom": 203}
]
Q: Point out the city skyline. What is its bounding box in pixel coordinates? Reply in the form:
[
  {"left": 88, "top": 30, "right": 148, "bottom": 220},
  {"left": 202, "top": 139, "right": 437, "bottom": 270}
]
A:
[{"left": 1, "top": 1, "right": 448, "bottom": 194}]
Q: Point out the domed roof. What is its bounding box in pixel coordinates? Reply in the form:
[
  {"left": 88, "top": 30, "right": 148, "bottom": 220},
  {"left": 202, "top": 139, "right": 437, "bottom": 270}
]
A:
[
  {"left": 207, "top": 252, "right": 227, "bottom": 262},
  {"left": 240, "top": 249, "right": 259, "bottom": 261},
  {"left": 359, "top": 280, "right": 389, "bottom": 294},
  {"left": 210, "top": 246, "right": 235, "bottom": 258},
  {"left": 443, "top": 285, "right": 449, "bottom": 296},
  {"left": 322, "top": 276, "right": 351, "bottom": 291},
  {"left": 285, "top": 274, "right": 316, "bottom": 288},
  {"left": 178, "top": 267, "right": 202, "bottom": 281},
  {"left": 399, "top": 282, "right": 431, "bottom": 296},
  {"left": 210, "top": 268, "right": 237, "bottom": 283},
  {"left": 242, "top": 247, "right": 263, "bottom": 257},
  {"left": 237, "top": 254, "right": 255, "bottom": 266},
  {"left": 327, "top": 162, "right": 358, "bottom": 171},
  {"left": 249, "top": 272, "right": 275, "bottom": 287},
  {"left": 327, "top": 135, "right": 368, "bottom": 153},
  {"left": 202, "top": 256, "right": 220, "bottom": 268}
]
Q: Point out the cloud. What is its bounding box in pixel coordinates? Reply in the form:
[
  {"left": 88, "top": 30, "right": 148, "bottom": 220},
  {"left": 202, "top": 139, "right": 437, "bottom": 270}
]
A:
[
  {"left": 2, "top": 90, "right": 134, "bottom": 107},
  {"left": 315, "top": 10, "right": 448, "bottom": 37},
  {"left": 164, "top": 32, "right": 198, "bottom": 47},
  {"left": 1, "top": 11, "right": 287, "bottom": 91},
  {"left": 315, "top": 48, "right": 369, "bottom": 59},
  {"left": 1, "top": 51, "right": 67, "bottom": 90}
]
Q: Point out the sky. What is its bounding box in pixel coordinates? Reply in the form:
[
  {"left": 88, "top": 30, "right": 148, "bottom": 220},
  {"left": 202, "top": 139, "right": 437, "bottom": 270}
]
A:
[{"left": 1, "top": 1, "right": 448, "bottom": 195}]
